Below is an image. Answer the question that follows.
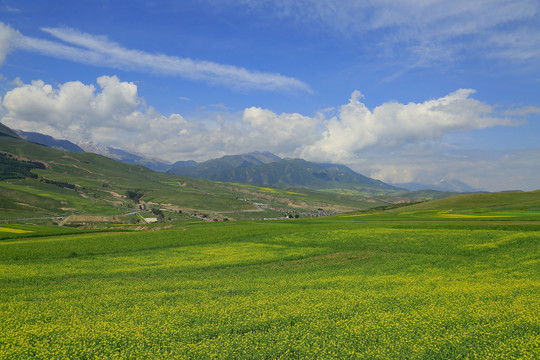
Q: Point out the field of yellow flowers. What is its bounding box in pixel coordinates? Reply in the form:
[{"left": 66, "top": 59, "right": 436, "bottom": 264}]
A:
[{"left": 1, "top": 218, "right": 539, "bottom": 359}]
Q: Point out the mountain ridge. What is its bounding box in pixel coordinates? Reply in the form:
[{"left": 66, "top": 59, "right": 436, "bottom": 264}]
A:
[
  {"left": 4, "top": 126, "right": 477, "bottom": 194},
  {"left": 0, "top": 124, "right": 420, "bottom": 223},
  {"left": 16, "top": 130, "right": 85, "bottom": 153},
  {"left": 169, "top": 152, "right": 400, "bottom": 192}
]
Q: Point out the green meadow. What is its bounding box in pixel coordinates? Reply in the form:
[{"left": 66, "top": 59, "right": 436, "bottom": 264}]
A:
[{"left": 1, "top": 212, "right": 538, "bottom": 359}]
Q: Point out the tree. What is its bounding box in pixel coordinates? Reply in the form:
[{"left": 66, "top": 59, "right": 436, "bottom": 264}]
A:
[
  {"left": 151, "top": 207, "right": 164, "bottom": 222},
  {"left": 126, "top": 189, "right": 144, "bottom": 203}
]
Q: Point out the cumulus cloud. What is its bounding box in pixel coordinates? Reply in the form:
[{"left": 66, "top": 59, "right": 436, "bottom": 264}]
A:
[
  {"left": 0, "top": 76, "right": 319, "bottom": 161},
  {"left": 1, "top": 76, "right": 520, "bottom": 162},
  {"left": 299, "top": 89, "right": 517, "bottom": 162},
  {"left": 242, "top": 107, "right": 321, "bottom": 152},
  {"left": 1, "top": 76, "right": 531, "bottom": 190},
  {"left": 0, "top": 22, "right": 310, "bottom": 92},
  {"left": 1, "top": 76, "right": 185, "bottom": 152}
]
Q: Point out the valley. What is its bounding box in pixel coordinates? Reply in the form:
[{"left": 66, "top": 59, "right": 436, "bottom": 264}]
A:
[
  {"left": 1, "top": 123, "right": 539, "bottom": 359},
  {"left": 1, "top": 125, "right": 453, "bottom": 226}
]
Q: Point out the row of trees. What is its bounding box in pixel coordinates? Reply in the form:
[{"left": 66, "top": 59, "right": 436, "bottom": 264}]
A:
[
  {"left": 0, "top": 153, "right": 45, "bottom": 180},
  {"left": 126, "top": 189, "right": 144, "bottom": 203}
]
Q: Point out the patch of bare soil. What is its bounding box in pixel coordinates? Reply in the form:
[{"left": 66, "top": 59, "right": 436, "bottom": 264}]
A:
[
  {"left": 62, "top": 155, "right": 82, "bottom": 162},
  {"left": 60, "top": 214, "right": 124, "bottom": 226},
  {"left": 49, "top": 161, "right": 103, "bottom": 175},
  {"left": 104, "top": 190, "right": 123, "bottom": 198}
]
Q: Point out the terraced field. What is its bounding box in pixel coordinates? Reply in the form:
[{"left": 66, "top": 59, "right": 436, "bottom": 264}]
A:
[{"left": 1, "top": 212, "right": 538, "bottom": 359}]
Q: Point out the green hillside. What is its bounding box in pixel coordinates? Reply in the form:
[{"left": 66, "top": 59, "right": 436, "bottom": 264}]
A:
[
  {"left": 393, "top": 190, "right": 540, "bottom": 212},
  {"left": 5, "top": 124, "right": 522, "bottom": 226},
  {"left": 0, "top": 132, "right": 408, "bottom": 224},
  {"left": 216, "top": 159, "right": 397, "bottom": 191},
  {"left": 345, "top": 189, "right": 540, "bottom": 223},
  {"left": 169, "top": 152, "right": 399, "bottom": 193}
]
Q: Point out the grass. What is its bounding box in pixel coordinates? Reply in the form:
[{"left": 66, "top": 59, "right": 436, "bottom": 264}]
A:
[
  {"left": 0, "top": 216, "right": 538, "bottom": 359},
  {"left": 392, "top": 190, "right": 540, "bottom": 212}
]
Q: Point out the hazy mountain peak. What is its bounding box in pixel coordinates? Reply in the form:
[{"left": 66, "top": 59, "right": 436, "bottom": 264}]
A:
[
  {"left": 15, "top": 130, "right": 85, "bottom": 153},
  {"left": 77, "top": 142, "right": 172, "bottom": 172}
]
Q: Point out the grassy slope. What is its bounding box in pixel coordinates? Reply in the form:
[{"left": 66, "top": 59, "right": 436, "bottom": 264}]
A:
[
  {"left": 393, "top": 190, "right": 540, "bottom": 212},
  {"left": 0, "top": 136, "right": 395, "bottom": 223},
  {"left": 0, "top": 216, "right": 538, "bottom": 359},
  {"left": 329, "top": 190, "right": 540, "bottom": 224}
]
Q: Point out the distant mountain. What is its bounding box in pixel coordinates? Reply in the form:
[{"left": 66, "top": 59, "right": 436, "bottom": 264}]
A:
[
  {"left": 169, "top": 152, "right": 399, "bottom": 191},
  {"left": 394, "top": 179, "right": 482, "bottom": 193},
  {"left": 15, "top": 130, "right": 85, "bottom": 153},
  {"left": 168, "top": 151, "right": 282, "bottom": 179},
  {"left": 0, "top": 123, "right": 413, "bottom": 222},
  {"left": 171, "top": 160, "right": 198, "bottom": 168},
  {"left": 77, "top": 142, "right": 172, "bottom": 172}
]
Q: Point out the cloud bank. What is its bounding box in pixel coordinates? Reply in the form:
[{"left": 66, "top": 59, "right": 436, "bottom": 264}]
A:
[
  {"left": 361, "top": 146, "right": 540, "bottom": 192},
  {"left": 299, "top": 89, "right": 516, "bottom": 162},
  {"left": 0, "top": 76, "right": 320, "bottom": 160},
  {"left": 2, "top": 75, "right": 532, "bottom": 191},
  {"left": 0, "top": 23, "right": 310, "bottom": 93},
  {"left": 1, "top": 76, "right": 518, "bottom": 159}
]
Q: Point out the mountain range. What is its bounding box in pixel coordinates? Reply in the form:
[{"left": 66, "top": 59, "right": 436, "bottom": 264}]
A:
[
  {"left": 2, "top": 124, "right": 426, "bottom": 224},
  {"left": 8, "top": 127, "right": 480, "bottom": 193},
  {"left": 15, "top": 130, "right": 86, "bottom": 153},
  {"left": 167, "top": 152, "right": 399, "bottom": 191}
]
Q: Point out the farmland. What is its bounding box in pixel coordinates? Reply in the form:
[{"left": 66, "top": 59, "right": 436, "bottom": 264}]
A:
[{"left": 1, "top": 208, "right": 539, "bottom": 359}]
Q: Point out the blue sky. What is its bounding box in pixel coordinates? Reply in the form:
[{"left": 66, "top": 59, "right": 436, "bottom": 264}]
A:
[{"left": 0, "top": 0, "right": 539, "bottom": 191}]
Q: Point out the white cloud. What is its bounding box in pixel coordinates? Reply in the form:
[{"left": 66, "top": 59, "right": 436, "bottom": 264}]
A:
[
  {"left": 299, "top": 89, "right": 517, "bottom": 162},
  {"left": 3, "top": 4, "right": 20, "bottom": 13},
  {"left": 1, "top": 23, "right": 310, "bottom": 93},
  {"left": 1, "top": 76, "right": 533, "bottom": 190},
  {"left": 504, "top": 106, "right": 540, "bottom": 116},
  {"left": 483, "top": 27, "right": 540, "bottom": 62},
  {"left": 1, "top": 76, "right": 181, "bottom": 147},
  {"left": 0, "top": 23, "right": 15, "bottom": 67},
  {"left": 0, "top": 76, "right": 318, "bottom": 161},
  {"left": 242, "top": 107, "right": 321, "bottom": 152}
]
